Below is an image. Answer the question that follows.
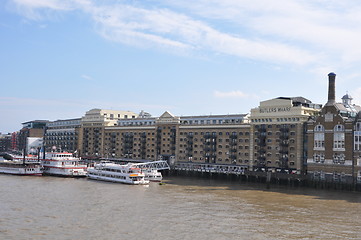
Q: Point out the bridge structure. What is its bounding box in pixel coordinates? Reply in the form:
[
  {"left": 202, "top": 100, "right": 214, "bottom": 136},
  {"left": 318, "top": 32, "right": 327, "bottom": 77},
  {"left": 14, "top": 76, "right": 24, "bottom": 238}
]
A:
[{"left": 132, "top": 160, "right": 170, "bottom": 171}]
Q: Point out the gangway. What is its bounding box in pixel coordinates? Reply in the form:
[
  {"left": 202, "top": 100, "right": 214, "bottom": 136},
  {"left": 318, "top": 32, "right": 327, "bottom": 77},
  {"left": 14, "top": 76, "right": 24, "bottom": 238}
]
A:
[{"left": 132, "top": 160, "right": 170, "bottom": 171}]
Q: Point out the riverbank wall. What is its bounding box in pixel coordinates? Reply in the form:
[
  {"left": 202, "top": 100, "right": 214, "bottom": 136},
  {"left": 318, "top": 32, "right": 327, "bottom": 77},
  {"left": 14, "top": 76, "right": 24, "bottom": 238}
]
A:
[{"left": 167, "top": 165, "right": 361, "bottom": 192}]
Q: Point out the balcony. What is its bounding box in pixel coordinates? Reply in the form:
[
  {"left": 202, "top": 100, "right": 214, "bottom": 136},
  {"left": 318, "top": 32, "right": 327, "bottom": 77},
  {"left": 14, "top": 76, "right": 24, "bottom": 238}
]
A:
[{"left": 230, "top": 135, "right": 237, "bottom": 140}]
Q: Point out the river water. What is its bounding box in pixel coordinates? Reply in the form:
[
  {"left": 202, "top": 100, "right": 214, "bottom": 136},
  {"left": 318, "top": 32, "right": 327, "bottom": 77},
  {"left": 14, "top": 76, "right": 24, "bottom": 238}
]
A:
[{"left": 1, "top": 173, "right": 361, "bottom": 240}]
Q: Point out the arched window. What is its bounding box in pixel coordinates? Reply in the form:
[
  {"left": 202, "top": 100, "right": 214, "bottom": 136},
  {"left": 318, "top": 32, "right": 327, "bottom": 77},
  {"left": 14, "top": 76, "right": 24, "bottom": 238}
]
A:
[
  {"left": 314, "top": 125, "right": 325, "bottom": 150},
  {"left": 314, "top": 125, "right": 325, "bottom": 132},
  {"left": 334, "top": 124, "right": 345, "bottom": 132},
  {"left": 333, "top": 125, "right": 345, "bottom": 150}
]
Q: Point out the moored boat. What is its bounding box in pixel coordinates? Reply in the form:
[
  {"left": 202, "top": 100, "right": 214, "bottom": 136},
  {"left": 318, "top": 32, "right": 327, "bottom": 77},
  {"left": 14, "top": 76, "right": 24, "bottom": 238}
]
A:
[
  {"left": 87, "top": 161, "right": 149, "bottom": 185},
  {"left": 144, "top": 169, "right": 163, "bottom": 182},
  {"left": 41, "top": 152, "right": 87, "bottom": 177},
  {"left": 0, "top": 159, "right": 43, "bottom": 176},
  {"left": 9, "top": 154, "right": 41, "bottom": 163}
]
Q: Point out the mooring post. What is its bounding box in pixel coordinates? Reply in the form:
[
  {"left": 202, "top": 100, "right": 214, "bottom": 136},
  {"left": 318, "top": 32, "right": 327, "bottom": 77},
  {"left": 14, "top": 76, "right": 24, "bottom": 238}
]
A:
[{"left": 266, "top": 172, "right": 271, "bottom": 189}]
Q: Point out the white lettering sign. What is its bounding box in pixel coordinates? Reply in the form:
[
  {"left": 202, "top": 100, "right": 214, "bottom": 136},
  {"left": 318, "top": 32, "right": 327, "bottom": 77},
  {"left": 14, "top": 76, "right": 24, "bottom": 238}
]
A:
[{"left": 259, "top": 107, "right": 291, "bottom": 113}]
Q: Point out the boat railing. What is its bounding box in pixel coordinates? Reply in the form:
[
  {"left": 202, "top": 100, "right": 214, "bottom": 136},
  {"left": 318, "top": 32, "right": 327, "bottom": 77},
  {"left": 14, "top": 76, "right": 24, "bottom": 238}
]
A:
[{"left": 174, "top": 162, "right": 247, "bottom": 175}]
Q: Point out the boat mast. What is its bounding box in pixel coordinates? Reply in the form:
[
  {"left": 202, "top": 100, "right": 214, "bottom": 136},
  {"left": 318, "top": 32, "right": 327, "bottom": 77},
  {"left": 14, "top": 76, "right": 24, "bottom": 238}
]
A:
[
  {"left": 23, "top": 148, "right": 26, "bottom": 165},
  {"left": 38, "top": 147, "right": 41, "bottom": 162}
]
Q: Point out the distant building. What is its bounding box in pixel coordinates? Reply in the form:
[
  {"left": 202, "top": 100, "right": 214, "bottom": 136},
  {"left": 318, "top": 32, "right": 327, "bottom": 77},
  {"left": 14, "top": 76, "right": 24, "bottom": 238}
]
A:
[
  {"left": 307, "top": 73, "right": 361, "bottom": 184},
  {"left": 44, "top": 118, "right": 81, "bottom": 153},
  {"left": 0, "top": 133, "right": 11, "bottom": 152},
  {"left": 10, "top": 132, "right": 18, "bottom": 150},
  {"left": 18, "top": 120, "right": 49, "bottom": 152}
]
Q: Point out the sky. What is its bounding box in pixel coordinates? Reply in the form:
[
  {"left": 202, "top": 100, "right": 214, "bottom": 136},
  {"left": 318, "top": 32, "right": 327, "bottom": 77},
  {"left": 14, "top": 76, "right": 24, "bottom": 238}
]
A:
[{"left": 1, "top": 0, "right": 361, "bottom": 133}]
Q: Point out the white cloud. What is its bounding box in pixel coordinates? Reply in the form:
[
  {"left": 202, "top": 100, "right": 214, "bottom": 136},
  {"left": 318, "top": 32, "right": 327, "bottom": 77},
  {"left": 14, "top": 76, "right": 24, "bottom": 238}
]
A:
[
  {"left": 160, "top": 0, "right": 361, "bottom": 74},
  {"left": 10, "top": 0, "right": 75, "bottom": 19},
  {"left": 12, "top": 0, "right": 73, "bottom": 10},
  {"left": 214, "top": 90, "right": 258, "bottom": 99},
  {"left": 9, "top": 0, "right": 320, "bottom": 66},
  {"left": 81, "top": 74, "right": 93, "bottom": 81},
  {"left": 9, "top": 0, "right": 361, "bottom": 76}
]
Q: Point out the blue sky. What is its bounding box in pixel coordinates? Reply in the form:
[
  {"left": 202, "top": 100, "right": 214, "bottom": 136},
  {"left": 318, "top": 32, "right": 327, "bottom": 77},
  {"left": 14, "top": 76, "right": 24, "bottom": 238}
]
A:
[{"left": 1, "top": 0, "right": 361, "bottom": 133}]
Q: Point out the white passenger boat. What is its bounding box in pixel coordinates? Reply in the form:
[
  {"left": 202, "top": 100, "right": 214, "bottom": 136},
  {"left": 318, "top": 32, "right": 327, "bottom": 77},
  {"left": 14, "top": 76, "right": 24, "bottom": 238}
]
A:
[
  {"left": 144, "top": 169, "right": 163, "bottom": 182},
  {"left": 9, "top": 154, "right": 41, "bottom": 163},
  {"left": 87, "top": 162, "right": 149, "bottom": 185},
  {"left": 41, "top": 152, "right": 87, "bottom": 177},
  {"left": 0, "top": 159, "right": 43, "bottom": 176}
]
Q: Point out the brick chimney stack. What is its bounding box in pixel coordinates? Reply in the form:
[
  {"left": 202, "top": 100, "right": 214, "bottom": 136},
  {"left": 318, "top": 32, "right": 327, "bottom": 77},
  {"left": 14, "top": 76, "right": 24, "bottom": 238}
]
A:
[{"left": 326, "top": 72, "right": 336, "bottom": 106}]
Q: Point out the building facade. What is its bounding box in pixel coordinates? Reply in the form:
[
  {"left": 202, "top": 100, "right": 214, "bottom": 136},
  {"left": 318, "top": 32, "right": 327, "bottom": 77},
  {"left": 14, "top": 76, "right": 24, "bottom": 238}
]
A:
[
  {"left": 44, "top": 118, "right": 81, "bottom": 152},
  {"left": 79, "top": 103, "right": 324, "bottom": 175},
  {"left": 354, "top": 113, "right": 361, "bottom": 183},
  {"left": 307, "top": 73, "right": 361, "bottom": 184},
  {"left": 101, "top": 111, "right": 251, "bottom": 169},
  {"left": 17, "top": 120, "right": 48, "bottom": 152},
  {"left": 249, "top": 97, "right": 322, "bottom": 174},
  {"left": 10, "top": 132, "right": 19, "bottom": 150},
  {"left": 79, "top": 109, "right": 139, "bottom": 158},
  {"left": 0, "top": 133, "right": 11, "bottom": 152},
  {"left": 6, "top": 72, "right": 360, "bottom": 185},
  {"left": 177, "top": 113, "right": 250, "bottom": 169}
]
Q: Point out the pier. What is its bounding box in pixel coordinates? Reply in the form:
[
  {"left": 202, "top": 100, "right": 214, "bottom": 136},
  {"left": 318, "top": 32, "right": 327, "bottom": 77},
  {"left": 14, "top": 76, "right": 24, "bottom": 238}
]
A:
[
  {"left": 171, "top": 162, "right": 307, "bottom": 188},
  {"left": 171, "top": 162, "right": 361, "bottom": 191}
]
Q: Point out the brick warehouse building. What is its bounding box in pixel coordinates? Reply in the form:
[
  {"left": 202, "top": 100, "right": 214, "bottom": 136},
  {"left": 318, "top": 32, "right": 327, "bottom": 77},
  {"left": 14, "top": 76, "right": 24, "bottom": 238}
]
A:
[
  {"left": 77, "top": 99, "right": 321, "bottom": 175},
  {"left": 78, "top": 109, "right": 139, "bottom": 158},
  {"left": 307, "top": 73, "right": 361, "bottom": 184},
  {"left": 101, "top": 111, "right": 251, "bottom": 172},
  {"left": 43, "top": 118, "right": 81, "bottom": 153}
]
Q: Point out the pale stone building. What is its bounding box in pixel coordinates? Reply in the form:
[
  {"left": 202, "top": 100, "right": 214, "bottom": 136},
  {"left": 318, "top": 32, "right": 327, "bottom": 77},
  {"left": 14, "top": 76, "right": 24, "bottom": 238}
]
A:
[
  {"left": 250, "top": 96, "right": 322, "bottom": 173},
  {"left": 79, "top": 109, "right": 138, "bottom": 158}
]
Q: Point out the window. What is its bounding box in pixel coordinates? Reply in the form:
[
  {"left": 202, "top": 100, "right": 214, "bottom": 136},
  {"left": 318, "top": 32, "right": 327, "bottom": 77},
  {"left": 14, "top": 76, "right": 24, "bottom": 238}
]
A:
[
  {"left": 313, "top": 153, "right": 325, "bottom": 163},
  {"left": 356, "top": 122, "right": 361, "bottom": 131},
  {"left": 355, "top": 133, "right": 361, "bottom": 151},
  {"left": 333, "top": 125, "right": 345, "bottom": 150},
  {"left": 355, "top": 123, "right": 361, "bottom": 151},
  {"left": 334, "top": 124, "right": 344, "bottom": 131},
  {"left": 333, "top": 153, "right": 345, "bottom": 164},
  {"left": 314, "top": 125, "right": 325, "bottom": 150}
]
